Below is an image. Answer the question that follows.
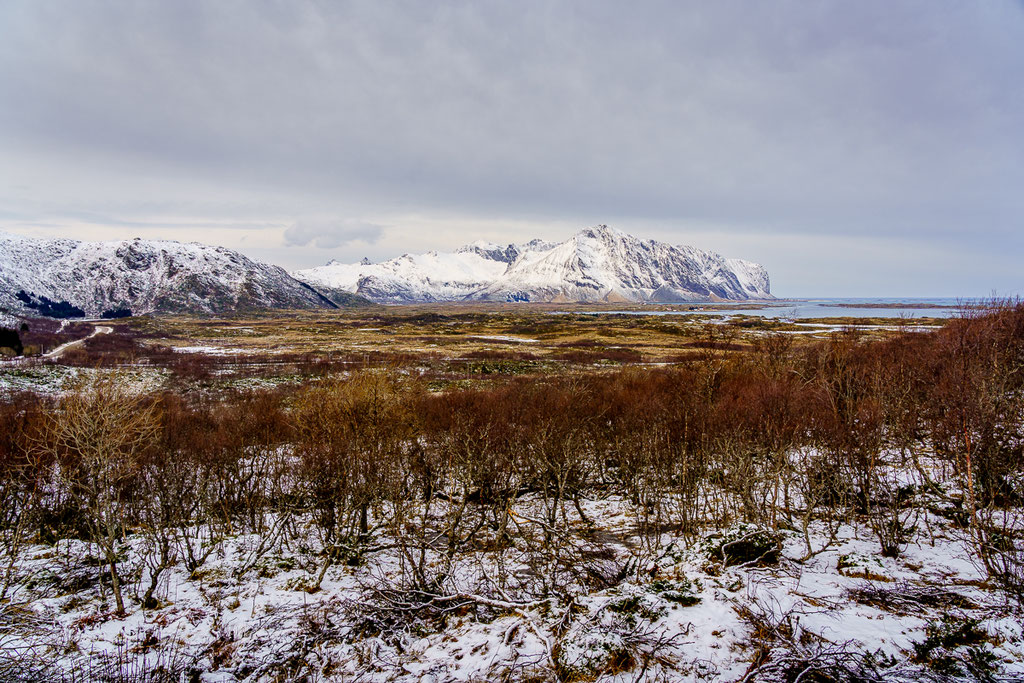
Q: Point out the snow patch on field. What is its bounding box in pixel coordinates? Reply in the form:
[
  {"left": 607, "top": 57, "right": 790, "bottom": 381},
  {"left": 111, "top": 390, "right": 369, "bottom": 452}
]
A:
[
  {"left": 0, "top": 365, "right": 166, "bottom": 397},
  {"left": 172, "top": 345, "right": 251, "bottom": 355},
  {"left": 468, "top": 335, "right": 539, "bottom": 343}
]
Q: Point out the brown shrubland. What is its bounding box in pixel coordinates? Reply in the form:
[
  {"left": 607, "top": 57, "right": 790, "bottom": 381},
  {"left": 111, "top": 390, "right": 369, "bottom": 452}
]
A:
[{"left": 1, "top": 301, "right": 1023, "bottom": 609}]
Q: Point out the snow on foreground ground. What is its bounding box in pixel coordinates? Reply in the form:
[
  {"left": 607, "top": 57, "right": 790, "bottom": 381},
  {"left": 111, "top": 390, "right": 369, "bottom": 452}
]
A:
[{"left": 4, "top": 497, "right": 1023, "bottom": 682}]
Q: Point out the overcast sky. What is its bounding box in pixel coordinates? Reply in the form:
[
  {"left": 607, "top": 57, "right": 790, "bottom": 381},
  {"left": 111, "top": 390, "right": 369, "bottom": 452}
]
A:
[{"left": 1, "top": 1, "right": 1022, "bottom": 297}]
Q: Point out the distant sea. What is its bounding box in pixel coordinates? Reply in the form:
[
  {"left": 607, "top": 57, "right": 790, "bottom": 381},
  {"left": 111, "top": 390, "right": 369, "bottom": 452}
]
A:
[
  {"left": 571, "top": 297, "right": 977, "bottom": 320},
  {"left": 698, "top": 297, "right": 970, "bottom": 319}
]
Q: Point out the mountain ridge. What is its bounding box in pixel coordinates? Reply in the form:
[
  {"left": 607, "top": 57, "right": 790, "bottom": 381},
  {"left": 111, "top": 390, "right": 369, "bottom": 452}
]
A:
[
  {"left": 294, "top": 225, "right": 771, "bottom": 305},
  {"left": 0, "top": 231, "right": 343, "bottom": 317}
]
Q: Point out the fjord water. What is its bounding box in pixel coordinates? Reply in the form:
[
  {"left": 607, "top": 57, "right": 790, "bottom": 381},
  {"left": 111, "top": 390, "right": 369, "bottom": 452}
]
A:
[
  {"left": 575, "top": 298, "right": 970, "bottom": 319},
  {"left": 701, "top": 297, "right": 966, "bottom": 319}
]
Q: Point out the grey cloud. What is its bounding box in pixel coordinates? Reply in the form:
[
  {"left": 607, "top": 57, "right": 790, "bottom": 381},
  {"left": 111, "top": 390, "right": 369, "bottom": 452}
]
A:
[
  {"left": 283, "top": 219, "right": 383, "bottom": 249},
  {"left": 0, "top": 1, "right": 1022, "bottom": 294}
]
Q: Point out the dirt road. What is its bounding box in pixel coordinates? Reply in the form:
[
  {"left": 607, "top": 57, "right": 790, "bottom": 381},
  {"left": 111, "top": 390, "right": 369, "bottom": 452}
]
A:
[{"left": 44, "top": 325, "right": 112, "bottom": 359}]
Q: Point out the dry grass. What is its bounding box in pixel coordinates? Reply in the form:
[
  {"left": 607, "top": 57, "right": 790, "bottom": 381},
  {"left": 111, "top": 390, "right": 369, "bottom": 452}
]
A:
[{"left": 115, "top": 304, "right": 938, "bottom": 371}]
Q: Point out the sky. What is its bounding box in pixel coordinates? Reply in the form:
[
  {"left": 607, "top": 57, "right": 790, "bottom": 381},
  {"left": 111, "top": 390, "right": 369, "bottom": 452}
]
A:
[{"left": 1, "top": 1, "right": 1022, "bottom": 298}]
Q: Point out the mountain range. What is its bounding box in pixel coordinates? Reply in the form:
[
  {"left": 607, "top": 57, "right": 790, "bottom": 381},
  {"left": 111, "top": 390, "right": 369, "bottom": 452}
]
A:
[
  {"left": 0, "top": 226, "right": 770, "bottom": 318},
  {"left": 293, "top": 225, "right": 770, "bottom": 304}
]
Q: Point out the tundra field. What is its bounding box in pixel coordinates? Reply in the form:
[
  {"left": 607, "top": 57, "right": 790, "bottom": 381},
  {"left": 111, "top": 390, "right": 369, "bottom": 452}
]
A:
[{"left": 1, "top": 302, "right": 1022, "bottom": 682}]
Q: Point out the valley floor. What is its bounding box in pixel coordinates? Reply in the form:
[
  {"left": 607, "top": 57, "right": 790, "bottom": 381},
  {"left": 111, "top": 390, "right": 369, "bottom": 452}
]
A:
[{"left": 2, "top": 305, "right": 1022, "bottom": 681}]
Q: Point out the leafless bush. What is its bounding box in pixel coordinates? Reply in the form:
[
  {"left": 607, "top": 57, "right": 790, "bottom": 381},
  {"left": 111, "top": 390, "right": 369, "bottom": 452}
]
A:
[
  {"left": 846, "top": 580, "right": 978, "bottom": 612},
  {"left": 0, "top": 601, "right": 63, "bottom": 683},
  {"left": 735, "top": 593, "right": 914, "bottom": 682},
  {"left": 64, "top": 630, "right": 196, "bottom": 683},
  {"left": 972, "top": 508, "right": 1024, "bottom": 609},
  {"left": 293, "top": 370, "right": 419, "bottom": 588},
  {"left": 342, "top": 570, "right": 548, "bottom": 648},
  {"left": 0, "top": 397, "right": 46, "bottom": 600},
  {"left": 37, "top": 375, "right": 161, "bottom": 615}
]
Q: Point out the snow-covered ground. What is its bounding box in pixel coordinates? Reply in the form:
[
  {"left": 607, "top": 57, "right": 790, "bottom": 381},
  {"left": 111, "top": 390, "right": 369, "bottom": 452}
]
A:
[
  {"left": 0, "top": 365, "right": 167, "bottom": 397},
  {"left": 3, "top": 495, "right": 1021, "bottom": 682},
  {"left": 171, "top": 345, "right": 254, "bottom": 355}
]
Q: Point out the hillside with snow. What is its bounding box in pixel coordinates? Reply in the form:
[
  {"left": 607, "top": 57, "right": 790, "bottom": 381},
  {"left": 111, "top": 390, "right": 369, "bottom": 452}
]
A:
[
  {"left": 0, "top": 232, "right": 339, "bottom": 316},
  {"left": 294, "top": 226, "right": 771, "bottom": 304}
]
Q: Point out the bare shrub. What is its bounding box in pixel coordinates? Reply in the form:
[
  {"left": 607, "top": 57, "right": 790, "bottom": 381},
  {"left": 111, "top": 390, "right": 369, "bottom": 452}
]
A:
[
  {"left": 38, "top": 375, "right": 161, "bottom": 615},
  {"left": 735, "top": 592, "right": 910, "bottom": 682},
  {"left": 0, "top": 396, "right": 46, "bottom": 600},
  {"left": 293, "top": 370, "right": 418, "bottom": 588}
]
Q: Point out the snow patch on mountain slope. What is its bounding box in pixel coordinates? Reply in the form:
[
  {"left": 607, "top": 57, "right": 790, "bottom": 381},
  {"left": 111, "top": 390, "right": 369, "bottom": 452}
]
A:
[
  {"left": 725, "top": 258, "right": 772, "bottom": 298},
  {"left": 0, "top": 311, "right": 21, "bottom": 329}
]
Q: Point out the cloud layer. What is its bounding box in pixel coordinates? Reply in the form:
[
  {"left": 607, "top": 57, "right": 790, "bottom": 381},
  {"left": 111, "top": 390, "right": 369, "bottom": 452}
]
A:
[
  {"left": 283, "top": 219, "right": 383, "bottom": 250},
  {"left": 1, "top": 1, "right": 1021, "bottom": 296}
]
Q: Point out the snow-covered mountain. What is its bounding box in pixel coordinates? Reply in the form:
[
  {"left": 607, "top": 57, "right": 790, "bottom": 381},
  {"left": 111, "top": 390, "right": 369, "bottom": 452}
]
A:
[
  {"left": 0, "top": 227, "right": 771, "bottom": 316},
  {"left": 294, "top": 226, "right": 771, "bottom": 304},
  {"left": 293, "top": 238, "right": 558, "bottom": 304},
  {"left": 0, "top": 232, "right": 339, "bottom": 316}
]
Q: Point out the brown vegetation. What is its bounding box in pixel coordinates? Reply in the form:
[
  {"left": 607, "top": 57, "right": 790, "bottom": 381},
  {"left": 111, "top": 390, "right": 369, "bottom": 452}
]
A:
[{"left": 1, "top": 301, "right": 1022, "bottom": 623}]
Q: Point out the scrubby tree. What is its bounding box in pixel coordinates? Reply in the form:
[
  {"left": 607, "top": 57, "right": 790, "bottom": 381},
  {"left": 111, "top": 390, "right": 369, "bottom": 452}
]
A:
[
  {"left": 294, "top": 370, "right": 417, "bottom": 588},
  {"left": 39, "top": 375, "right": 160, "bottom": 615},
  {"left": 0, "top": 397, "right": 45, "bottom": 600}
]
